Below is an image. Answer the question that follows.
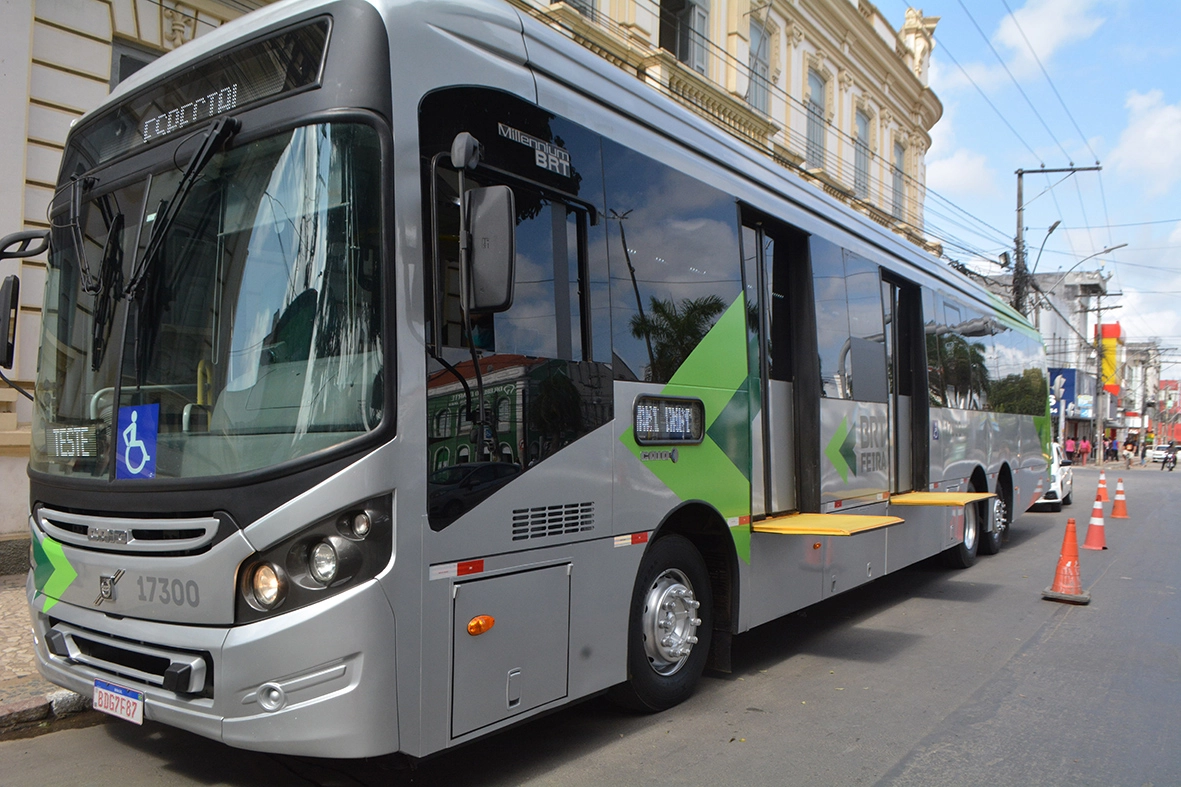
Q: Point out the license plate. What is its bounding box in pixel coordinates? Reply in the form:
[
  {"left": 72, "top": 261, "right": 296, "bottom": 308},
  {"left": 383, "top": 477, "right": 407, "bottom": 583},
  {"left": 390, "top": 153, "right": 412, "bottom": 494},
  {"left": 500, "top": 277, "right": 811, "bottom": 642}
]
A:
[{"left": 93, "top": 679, "right": 144, "bottom": 725}]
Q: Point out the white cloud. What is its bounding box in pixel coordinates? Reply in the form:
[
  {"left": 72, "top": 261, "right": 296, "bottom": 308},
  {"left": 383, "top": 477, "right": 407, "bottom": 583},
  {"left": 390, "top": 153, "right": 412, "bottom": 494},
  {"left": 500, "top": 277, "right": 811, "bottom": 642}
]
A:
[
  {"left": 994, "top": 0, "right": 1104, "bottom": 76},
  {"left": 932, "top": 0, "right": 1104, "bottom": 94},
  {"left": 1108, "top": 90, "right": 1181, "bottom": 196},
  {"left": 926, "top": 148, "right": 1000, "bottom": 198}
]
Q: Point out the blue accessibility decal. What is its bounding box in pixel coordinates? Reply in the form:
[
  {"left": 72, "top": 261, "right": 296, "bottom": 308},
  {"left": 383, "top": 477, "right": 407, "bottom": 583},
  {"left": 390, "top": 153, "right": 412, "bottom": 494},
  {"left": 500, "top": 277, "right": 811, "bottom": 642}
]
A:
[{"left": 116, "top": 404, "right": 159, "bottom": 479}]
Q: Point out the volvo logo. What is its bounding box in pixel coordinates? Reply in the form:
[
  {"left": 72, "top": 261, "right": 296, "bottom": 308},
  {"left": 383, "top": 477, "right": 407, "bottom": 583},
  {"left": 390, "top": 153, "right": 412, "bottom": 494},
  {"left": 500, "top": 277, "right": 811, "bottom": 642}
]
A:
[
  {"left": 95, "top": 569, "right": 125, "bottom": 606},
  {"left": 641, "top": 449, "right": 679, "bottom": 463},
  {"left": 88, "top": 527, "right": 130, "bottom": 545}
]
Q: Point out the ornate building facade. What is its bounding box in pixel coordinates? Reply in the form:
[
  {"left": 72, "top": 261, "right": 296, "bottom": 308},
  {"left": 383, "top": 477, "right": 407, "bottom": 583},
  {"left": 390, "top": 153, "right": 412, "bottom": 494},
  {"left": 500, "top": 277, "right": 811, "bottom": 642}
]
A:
[
  {"left": 512, "top": 0, "right": 942, "bottom": 248},
  {"left": 0, "top": 0, "right": 271, "bottom": 536}
]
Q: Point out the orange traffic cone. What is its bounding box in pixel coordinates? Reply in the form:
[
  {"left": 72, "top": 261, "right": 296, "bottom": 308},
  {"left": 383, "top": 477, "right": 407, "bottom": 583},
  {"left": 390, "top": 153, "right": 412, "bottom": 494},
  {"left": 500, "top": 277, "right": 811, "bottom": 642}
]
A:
[
  {"left": 1096, "top": 470, "right": 1109, "bottom": 502},
  {"left": 1082, "top": 490, "right": 1107, "bottom": 550},
  {"left": 1043, "top": 518, "right": 1091, "bottom": 604},
  {"left": 1110, "top": 478, "right": 1129, "bottom": 519}
]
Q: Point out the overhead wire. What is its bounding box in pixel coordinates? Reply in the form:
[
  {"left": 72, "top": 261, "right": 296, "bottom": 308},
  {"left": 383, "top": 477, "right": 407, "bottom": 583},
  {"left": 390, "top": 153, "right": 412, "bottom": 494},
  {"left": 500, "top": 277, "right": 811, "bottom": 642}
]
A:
[
  {"left": 956, "top": 0, "right": 1073, "bottom": 164},
  {"left": 997, "top": 0, "right": 1101, "bottom": 165},
  {"left": 937, "top": 42, "right": 1043, "bottom": 165}
]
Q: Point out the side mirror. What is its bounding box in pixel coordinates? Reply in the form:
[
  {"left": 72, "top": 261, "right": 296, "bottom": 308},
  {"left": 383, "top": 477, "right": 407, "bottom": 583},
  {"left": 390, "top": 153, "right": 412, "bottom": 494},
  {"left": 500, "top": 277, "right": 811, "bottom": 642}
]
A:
[
  {"left": 1060, "top": 458, "right": 1072, "bottom": 466},
  {"left": 0, "top": 275, "right": 18, "bottom": 370},
  {"left": 465, "top": 185, "right": 515, "bottom": 314}
]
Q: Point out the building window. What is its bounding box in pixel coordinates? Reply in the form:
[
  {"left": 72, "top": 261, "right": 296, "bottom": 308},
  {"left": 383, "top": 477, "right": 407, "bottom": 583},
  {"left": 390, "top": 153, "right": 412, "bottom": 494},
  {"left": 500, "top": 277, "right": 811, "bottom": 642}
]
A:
[
  {"left": 434, "top": 408, "right": 452, "bottom": 439},
  {"left": 555, "top": 0, "right": 594, "bottom": 16},
  {"left": 892, "top": 141, "right": 906, "bottom": 220},
  {"left": 806, "top": 69, "right": 826, "bottom": 170},
  {"left": 661, "top": 0, "right": 710, "bottom": 75},
  {"left": 110, "top": 40, "right": 158, "bottom": 90},
  {"left": 748, "top": 20, "right": 770, "bottom": 115},
  {"left": 854, "top": 110, "right": 870, "bottom": 199}
]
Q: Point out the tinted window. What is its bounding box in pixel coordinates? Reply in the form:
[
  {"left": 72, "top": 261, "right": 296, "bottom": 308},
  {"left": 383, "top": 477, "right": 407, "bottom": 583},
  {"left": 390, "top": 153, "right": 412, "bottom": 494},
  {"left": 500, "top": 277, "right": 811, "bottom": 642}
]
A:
[
  {"left": 420, "top": 88, "right": 614, "bottom": 528},
  {"left": 812, "top": 237, "right": 849, "bottom": 398},
  {"left": 602, "top": 139, "right": 742, "bottom": 383}
]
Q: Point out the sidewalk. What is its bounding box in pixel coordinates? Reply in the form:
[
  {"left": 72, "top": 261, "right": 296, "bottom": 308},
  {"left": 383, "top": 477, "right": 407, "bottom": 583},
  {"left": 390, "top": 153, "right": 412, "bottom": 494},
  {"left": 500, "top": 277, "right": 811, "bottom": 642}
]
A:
[{"left": 0, "top": 573, "right": 89, "bottom": 734}]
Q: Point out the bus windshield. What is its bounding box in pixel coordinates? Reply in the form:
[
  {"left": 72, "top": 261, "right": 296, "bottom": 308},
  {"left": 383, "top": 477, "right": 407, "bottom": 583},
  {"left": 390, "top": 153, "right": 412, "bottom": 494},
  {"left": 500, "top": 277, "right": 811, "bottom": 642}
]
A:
[{"left": 32, "top": 122, "right": 385, "bottom": 480}]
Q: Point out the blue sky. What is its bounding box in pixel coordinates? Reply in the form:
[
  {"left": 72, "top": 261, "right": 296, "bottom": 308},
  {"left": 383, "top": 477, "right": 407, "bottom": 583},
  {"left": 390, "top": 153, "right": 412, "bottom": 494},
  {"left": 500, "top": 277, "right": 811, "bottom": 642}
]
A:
[{"left": 874, "top": 0, "right": 1181, "bottom": 373}]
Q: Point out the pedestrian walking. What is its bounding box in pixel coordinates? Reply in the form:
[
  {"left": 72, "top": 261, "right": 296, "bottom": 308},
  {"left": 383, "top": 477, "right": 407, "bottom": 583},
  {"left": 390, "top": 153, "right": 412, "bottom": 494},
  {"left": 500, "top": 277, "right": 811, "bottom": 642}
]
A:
[
  {"left": 1065, "top": 436, "right": 1076, "bottom": 464},
  {"left": 1079, "top": 437, "right": 1090, "bottom": 466}
]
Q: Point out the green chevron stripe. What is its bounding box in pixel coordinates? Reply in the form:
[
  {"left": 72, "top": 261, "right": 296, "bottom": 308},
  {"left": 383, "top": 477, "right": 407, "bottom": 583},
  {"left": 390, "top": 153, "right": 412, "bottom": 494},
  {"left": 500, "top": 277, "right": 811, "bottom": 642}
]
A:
[{"left": 35, "top": 536, "right": 77, "bottom": 613}]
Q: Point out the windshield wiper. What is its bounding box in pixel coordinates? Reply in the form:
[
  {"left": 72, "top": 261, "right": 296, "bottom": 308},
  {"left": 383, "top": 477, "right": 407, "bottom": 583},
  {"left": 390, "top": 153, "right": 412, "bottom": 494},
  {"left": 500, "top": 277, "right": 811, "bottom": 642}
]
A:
[{"left": 124, "top": 116, "right": 240, "bottom": 298}]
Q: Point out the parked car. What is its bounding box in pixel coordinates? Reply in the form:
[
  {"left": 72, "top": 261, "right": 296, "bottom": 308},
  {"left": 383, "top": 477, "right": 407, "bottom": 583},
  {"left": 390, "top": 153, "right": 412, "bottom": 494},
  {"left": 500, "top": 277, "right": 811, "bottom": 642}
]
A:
[
  {"left": 428, "top": 461, "right": 522, "bottom": 521},
  {"left": 1035, "top": 442, "right": 1073, "bottom": 512}
]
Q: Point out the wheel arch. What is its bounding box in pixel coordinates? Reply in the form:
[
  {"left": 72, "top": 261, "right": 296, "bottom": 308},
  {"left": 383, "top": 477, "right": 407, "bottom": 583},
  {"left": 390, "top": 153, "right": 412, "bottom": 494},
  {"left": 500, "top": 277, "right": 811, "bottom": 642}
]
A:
[{"left": 649, "top": 500, "right": 739, "bottom": 671}]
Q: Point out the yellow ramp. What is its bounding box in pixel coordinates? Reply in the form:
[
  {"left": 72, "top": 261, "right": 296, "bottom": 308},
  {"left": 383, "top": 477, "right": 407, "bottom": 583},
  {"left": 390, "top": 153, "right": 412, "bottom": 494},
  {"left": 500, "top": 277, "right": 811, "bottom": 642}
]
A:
[
  {"left": 889, "top": 491, "right": 994, "bottom": 506},
  {"left": 752, "top": 512, "right": 903, "bottom": 537}
]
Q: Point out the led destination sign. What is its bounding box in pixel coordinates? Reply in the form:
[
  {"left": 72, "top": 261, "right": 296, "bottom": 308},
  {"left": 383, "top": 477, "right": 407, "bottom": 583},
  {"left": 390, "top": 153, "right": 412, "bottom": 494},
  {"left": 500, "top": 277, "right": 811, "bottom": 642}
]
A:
[
  {"left": 70, "top": 19, "right": 329, "bottom": 168},
  {"left": 634, "top": 396, "right": 704, "bottom": 445}
]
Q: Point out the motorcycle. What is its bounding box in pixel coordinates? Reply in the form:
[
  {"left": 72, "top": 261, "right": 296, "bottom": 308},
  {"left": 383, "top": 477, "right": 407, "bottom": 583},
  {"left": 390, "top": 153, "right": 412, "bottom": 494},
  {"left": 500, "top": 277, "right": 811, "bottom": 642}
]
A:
[{"left": 1167, "top": 451, "right": 1177, "bottom": 472}]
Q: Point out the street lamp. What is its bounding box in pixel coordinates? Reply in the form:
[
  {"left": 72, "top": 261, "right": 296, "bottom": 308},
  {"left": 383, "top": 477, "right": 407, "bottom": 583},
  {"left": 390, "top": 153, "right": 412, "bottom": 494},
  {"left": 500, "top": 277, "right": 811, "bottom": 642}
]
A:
[
  {"left": 1038, "top": 243, "right": 1128, "bottom": 298},
  {"left": 1029, "top": 220, "right": 1061, "bottom": 276}
]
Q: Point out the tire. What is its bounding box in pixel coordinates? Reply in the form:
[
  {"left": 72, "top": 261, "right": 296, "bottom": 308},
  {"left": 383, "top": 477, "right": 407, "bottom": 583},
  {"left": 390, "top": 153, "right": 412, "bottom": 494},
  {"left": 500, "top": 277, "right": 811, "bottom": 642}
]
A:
[
  {"left": 944, "top": 490, "right": 981, "bottom": 568},
  {"left": 611, "top": 535, "right": 713, "bottom": 712},
  {"left": 1062, "top": 490, "right": 1072, "bottom": 506},
  {"left": 980, "top": 492, "right": 1009, "bottom": 555}
]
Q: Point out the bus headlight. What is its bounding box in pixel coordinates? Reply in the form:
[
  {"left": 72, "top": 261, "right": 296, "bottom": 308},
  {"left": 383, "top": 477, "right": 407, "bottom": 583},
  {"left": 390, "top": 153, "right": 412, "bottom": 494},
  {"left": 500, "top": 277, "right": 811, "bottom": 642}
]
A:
[
  {"left": 251, "top": 563, "right": 285, "bottom": 609},
  {"left": 350, "top": 512, "right": 372, "bottom": 538},
  {"left": 309, "top": 541, "right": 338, "bottom": 584},
  {"left": 236, "top": 496, "right": 391, "bottom": 623}
]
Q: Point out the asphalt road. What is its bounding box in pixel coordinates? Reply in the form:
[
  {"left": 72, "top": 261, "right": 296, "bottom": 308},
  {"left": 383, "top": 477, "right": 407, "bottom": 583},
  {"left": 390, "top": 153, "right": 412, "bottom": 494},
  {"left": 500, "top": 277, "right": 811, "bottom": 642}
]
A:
[{"left": 3, "top": 466, "right": 1178, "bottom": 786}]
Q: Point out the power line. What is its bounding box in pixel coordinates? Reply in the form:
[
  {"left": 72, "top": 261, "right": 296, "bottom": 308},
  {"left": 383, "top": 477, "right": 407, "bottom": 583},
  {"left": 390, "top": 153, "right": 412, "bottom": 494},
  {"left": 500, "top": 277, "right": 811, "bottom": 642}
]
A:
[
  {"left": 937, "top": 43, "right": 1042, "bottom": 165},
  {"left": 1062, "top": 219, "right": 1181, "bottom": 229},
  {"left": 956, "top": 0, "right": 1073, "bottom": 164},
  {"left": 997, "top": 0, "right": 1101, "bottom": 165}
]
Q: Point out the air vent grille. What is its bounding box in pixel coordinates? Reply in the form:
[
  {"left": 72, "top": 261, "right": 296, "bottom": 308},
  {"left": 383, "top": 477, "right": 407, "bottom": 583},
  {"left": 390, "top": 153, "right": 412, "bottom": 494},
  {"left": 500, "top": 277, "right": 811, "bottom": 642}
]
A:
[{"left": 512, "top": 502, "right": 594, "bottom": 541}]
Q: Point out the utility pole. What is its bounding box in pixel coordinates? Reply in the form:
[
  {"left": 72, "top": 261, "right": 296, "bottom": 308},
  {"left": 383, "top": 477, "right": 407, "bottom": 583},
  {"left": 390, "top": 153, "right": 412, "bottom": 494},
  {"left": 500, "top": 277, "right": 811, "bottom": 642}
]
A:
[
  {"left": 1014, "top": 166, "right": 1102, "bottom": 316},
  {"left": 1079, "top": 295, "right": 1122, "bottom": 466}
]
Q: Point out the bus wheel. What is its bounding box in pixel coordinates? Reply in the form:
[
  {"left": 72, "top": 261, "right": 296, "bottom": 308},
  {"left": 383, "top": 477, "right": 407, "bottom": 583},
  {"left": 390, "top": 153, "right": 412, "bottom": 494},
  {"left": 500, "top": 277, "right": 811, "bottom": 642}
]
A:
[
  {"left": 945, "top": 495, "right": 980, "bottom": 568},
  {"left": 980, "top": 493, "right": 1008, "bottom": 555},
  {"left": 612, "top": 535, "right": 713, "bottom": 712}
]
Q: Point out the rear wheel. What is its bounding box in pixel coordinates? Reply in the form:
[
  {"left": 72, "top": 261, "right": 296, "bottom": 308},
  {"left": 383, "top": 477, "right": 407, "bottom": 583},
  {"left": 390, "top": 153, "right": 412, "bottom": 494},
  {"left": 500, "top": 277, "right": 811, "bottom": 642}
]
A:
[
  {"left": 980, "top": 492, "right": 1009, "bottom": 555},
  {"left": 611, "top": 535, "right": 713, "bottom": 712},
  {"left": 945, "top": 491, "right": 980, "bottom": 568}
]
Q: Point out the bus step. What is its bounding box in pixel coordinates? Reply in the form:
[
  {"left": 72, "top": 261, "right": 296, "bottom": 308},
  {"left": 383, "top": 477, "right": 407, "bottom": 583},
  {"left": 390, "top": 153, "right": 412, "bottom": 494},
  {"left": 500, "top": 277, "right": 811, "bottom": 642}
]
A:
[
  {"left": 888, "top": 491, "right": 995, "bottom": 507},
  {"left": 751, "top": 512, "right": 903, "bottom": 537}
]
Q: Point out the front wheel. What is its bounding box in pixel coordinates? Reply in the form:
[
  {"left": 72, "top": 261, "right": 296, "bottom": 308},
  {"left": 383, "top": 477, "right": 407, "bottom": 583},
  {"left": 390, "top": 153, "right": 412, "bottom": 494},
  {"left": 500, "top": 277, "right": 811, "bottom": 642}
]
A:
[{"left": 611, "top": 535, "right": 713, "bottom": 712}]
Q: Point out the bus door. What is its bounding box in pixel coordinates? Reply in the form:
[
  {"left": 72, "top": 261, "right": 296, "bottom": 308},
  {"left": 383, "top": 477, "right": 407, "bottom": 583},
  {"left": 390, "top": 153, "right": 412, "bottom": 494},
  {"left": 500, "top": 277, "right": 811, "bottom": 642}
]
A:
[
  {"left": 741, "top": 214, "right": 812, "bottom": 516},
  {"left": 881, "top": 275, "right": 926, "bottom": 494}
]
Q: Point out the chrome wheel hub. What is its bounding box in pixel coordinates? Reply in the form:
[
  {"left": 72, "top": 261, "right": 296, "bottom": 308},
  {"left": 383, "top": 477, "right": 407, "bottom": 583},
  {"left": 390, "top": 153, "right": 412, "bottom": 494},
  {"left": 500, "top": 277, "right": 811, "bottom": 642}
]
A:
[
  {"left": 963, "top": 502, "right": 978, "bottom": 551},
  {"left": 642, "top": 568, "right": 702, "bottom": 676},
  {"left": 992, "top": 496, "right": 1008, "bottom": 538}
]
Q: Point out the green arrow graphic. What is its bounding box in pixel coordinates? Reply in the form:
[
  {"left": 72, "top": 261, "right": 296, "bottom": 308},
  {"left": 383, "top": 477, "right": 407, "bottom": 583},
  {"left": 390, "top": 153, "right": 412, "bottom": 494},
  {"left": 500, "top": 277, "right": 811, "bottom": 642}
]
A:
[
  {"left": 37, "top": 537, "right": 77, "bottom": 613},
  {"left": 825, "top": 416, "right": 858, "bottom": 483}
]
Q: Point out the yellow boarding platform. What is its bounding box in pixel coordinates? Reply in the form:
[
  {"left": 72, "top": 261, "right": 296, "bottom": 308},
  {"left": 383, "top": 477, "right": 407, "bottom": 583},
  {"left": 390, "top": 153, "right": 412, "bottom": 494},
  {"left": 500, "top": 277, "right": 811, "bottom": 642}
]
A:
[
  {"left": 888, "top": 491, "right": 995, "bottom": 507},
  {"left": 752, "top": 512, "right": 903, "bottom": 537}
]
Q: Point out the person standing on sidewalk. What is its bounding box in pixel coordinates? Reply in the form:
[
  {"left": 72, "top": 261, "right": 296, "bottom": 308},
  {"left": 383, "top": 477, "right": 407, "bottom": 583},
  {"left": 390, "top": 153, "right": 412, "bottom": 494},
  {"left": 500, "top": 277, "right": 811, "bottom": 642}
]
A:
[
  {"left": 1079, "top": 437, "right": 1090, "bottom": 466},
  {"left": 1065, "top": 436, "right": 1077, "bottom": 464}
]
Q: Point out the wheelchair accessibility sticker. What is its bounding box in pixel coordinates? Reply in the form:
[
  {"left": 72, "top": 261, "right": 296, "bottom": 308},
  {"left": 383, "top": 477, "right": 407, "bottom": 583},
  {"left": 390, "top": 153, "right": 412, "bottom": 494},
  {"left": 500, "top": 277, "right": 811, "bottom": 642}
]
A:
[{"left": 116, "top": 404, "right": 159, "bottom": 479}]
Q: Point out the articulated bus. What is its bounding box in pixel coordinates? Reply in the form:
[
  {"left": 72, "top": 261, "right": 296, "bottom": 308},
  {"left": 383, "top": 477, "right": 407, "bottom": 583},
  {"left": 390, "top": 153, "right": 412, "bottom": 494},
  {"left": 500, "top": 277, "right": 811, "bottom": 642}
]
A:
[{"left": 0, "top": 0, "right": 1049, "bottom": 759}]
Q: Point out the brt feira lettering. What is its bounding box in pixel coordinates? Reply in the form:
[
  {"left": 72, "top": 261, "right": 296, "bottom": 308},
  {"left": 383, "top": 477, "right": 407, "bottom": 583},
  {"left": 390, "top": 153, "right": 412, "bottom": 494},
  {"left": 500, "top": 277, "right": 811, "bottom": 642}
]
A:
[{"left": 859, "top": 415, "right": 889, "bottom": 473}]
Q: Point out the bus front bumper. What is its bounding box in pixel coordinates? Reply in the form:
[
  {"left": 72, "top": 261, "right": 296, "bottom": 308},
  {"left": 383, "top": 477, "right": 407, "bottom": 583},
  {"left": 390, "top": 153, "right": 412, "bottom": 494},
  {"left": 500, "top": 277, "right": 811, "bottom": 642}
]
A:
[{"left": 28, "top": 575, "right": 399, "bottom": 758}]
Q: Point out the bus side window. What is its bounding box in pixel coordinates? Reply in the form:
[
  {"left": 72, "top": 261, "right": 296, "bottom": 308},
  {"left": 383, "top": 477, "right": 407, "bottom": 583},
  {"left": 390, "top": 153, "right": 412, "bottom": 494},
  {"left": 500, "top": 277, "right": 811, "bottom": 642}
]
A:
[{"left": 601, "top": 139, "right": 742, "bottom": 384}]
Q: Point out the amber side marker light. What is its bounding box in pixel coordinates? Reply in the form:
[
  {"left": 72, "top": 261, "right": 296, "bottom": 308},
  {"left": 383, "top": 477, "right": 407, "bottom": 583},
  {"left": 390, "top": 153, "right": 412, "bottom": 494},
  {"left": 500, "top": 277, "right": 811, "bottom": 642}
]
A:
[{"left": 467, "top": 615, "right": 496, "bottom": 636}]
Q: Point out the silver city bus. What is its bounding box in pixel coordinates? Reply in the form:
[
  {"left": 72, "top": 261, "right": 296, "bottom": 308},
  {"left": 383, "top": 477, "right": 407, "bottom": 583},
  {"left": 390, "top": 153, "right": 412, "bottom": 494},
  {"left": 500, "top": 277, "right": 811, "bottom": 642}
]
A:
[{"left": 0, "top": 0, "right": 1049, "bottom": 759}]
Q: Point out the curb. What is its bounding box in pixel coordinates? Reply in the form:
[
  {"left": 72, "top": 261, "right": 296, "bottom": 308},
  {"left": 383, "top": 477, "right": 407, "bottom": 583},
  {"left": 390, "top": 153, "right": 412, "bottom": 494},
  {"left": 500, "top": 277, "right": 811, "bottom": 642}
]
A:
[{"left": 0, "top": 689, "right": 90, "bottom": 736}]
